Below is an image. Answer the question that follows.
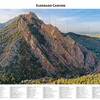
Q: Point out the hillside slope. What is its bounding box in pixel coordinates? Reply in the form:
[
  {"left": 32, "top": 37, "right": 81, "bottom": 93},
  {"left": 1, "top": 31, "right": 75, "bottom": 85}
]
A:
[
  {"left": 65, "top": 32, "right": 100, "bottom": 59},
  {"left": 0, "top": 12, "right": 99, "bottom": 83}
]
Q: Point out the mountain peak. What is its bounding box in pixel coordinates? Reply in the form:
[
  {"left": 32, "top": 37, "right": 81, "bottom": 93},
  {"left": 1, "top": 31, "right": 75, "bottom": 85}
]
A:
[
  {"left": 19, "top": 12, "right": 38, "bottom": 19},
  {"left": 0, "top": 12, "right": 98, "bottom": 83},
  {"left": 18, "top": 12, "right": 43, "bottom": 29},
  {"left": 25, "top": 12, "right": 39, "bottom": 20}
]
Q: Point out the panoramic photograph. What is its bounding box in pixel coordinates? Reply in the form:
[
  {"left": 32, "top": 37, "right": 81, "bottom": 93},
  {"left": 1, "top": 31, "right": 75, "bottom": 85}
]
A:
[{"left": 0, "top": 9, "right": 100, "bottom": 84}]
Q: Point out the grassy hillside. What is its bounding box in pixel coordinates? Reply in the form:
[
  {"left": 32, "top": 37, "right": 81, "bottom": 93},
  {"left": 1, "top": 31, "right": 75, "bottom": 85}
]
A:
[{"left": 21, "top": 73, "right": 100, "bottom": 84}]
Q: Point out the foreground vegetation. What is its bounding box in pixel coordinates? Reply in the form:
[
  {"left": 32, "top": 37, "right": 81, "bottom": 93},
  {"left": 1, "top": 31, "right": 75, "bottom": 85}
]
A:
[
  {"left": 21, "top": 73, "right": 100, "bottom": 84},
  {"left": 1, "top": 72, "right": 100, "bottom": 84}
]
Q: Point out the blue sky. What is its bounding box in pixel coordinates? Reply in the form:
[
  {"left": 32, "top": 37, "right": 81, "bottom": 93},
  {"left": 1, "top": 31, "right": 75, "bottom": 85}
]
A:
[{"left": 0, "top": 9, "right": 100, "bottom": 35}]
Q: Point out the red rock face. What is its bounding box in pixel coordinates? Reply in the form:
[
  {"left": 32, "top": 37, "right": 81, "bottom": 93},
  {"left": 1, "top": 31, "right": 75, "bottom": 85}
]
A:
[
  {"left": 0, "top": 12, "right": 98, "bottom": 80},
  {"left": 18, "top": 15, "right": 57, "bottom": 72},
  {"left": 17, "top": 12, "right": 97, "bottom": 72}
]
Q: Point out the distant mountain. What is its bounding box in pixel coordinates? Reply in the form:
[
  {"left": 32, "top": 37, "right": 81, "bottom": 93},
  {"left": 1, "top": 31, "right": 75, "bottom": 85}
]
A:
[
  {"left": 64, "top": 32, "right": 100, "bottom": 59},
  {"left": 0, "top": 23, "right": 5, "bottom": 29},
  {"left": 0, "top": 12, "right": 99, "bottom": 83}
]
